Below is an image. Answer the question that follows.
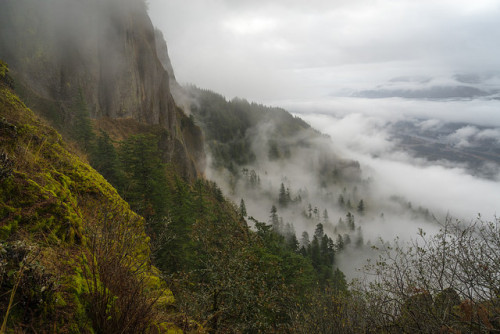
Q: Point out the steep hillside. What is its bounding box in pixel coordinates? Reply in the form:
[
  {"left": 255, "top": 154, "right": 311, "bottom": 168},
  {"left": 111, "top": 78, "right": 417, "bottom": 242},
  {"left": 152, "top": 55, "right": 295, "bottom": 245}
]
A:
[
  {"left": 0, "top": 61, "right": 185, "bottom": 333},
  {"left": 0, "top": 60, "right": 350, "bottom": 333},
  {"left": 0, "top": 0, "right": 204, "bottom": 180}
]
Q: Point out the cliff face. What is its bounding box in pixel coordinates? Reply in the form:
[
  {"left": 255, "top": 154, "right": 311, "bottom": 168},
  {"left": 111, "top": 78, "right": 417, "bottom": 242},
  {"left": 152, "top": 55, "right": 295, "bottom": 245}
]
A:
[{"left": 0, "top": 0, "right": 204, "bottom": 179}]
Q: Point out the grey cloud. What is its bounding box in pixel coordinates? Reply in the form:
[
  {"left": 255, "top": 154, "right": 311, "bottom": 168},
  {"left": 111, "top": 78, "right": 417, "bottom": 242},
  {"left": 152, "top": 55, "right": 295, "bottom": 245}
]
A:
[{"left": 148, "top": 0, "right": 500, "bottom": 102}]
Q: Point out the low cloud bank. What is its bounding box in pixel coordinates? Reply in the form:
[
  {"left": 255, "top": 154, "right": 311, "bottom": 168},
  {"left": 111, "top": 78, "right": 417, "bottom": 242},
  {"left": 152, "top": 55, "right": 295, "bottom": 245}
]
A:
[{"left": 292, "top": 97, "right": 500, "bottom": 221}]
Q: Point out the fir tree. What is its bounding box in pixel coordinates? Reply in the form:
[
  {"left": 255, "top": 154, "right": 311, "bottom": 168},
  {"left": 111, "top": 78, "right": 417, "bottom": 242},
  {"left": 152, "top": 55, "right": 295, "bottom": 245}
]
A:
[
  {"left": 239, "top": 198, "right": 247, "bottom": 217},
  {"left": 300, "top": 231, "right": 310, "bottom": 248},
  {"left": 313, "top": 207, "right": 320, "bottom": 220},
  {"left": 338, "top": 194, "right": 345, "bottom": 208},
  {"left": 73, "top": 88, "right": 95, "bottom": 151},
  {"left": 336, "top": 234, "right": 344, "bottom": 251},
  {"left": 270, "top": 205, "right": 280, "bottom": 231},
  {"left": 314, "top": 223, "right": 324, "bottom": 241},
  {"left": 323, "top": 209, "right": 329, "bottom": 224},
  {"left": 310, "top": 236, "right": 321, "bottom": 269},
  {"left": 119, "top": 134, "right": 168, "bottom": 220},
  {"left": 278, "top": 182, "right": 288, "bottom": 207},
  {"left": 355, "top": 226, "right": 364, "bottom": 248},
  {"left": 346, "top": 212, "right": 355, "bottom": 231},
  {"left": 91, "top": 131, "right": 124, "bottom": 192},
  {"left": 357, "top": 199, "right": 365, "bottom": 215}
]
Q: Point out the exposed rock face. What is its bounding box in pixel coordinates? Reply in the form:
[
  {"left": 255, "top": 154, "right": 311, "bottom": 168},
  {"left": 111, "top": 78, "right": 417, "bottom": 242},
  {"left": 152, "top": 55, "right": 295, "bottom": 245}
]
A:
[
  {"left": 154, "top": 28, "right": 177, "bottom": 84},
  {"left": 154, "top": 28, "right": 194, "bottom": 116},
  {"left": 0, "top": 0, "right": 204, "bottom": 179}
]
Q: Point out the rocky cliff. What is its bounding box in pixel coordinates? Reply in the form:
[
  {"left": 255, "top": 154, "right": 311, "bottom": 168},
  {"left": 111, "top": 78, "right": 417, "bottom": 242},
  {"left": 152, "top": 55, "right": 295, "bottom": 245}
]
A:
[{"left": 0, "top": 0, "right": 204, "bottom": 179}]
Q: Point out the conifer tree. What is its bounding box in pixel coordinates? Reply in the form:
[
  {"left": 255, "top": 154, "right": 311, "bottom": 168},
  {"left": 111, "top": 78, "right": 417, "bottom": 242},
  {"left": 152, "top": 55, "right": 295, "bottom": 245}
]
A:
[
  {"left": 346, "top": 212, "right": 355, "bottom": 231},
  {"left": 323, "top": 209, "right": 329, "bottom": 224},
  {"left": 91, "top": 131, "right": 124, "bottom": 192},
  {"left": 194, "top": 179, "right": 206, "bottom": 216},
  {"left": 278, "top": 183, "right": 288, "bottom": 207},
  {"left": 239, "top": 198, "right": 247, "bottom": 217},
  {"left": 301, "top": 231, "right": 310, "bottom": 248},
  {"left": 73, "top": 88, "right": 95, "bottom": 151},
  {"left": 338, "top": 194, "right": 345, "bottom": 207},
  {"left": 336, "top": 234, "right": 344, "bottom": 251},
  {"left": 287, "top": 233, "right": 300, "bottom": 252},
  {"left": 270, "top": 205, "right": 280, "bottom": 231},
  {"left": 357, "top": 199, "right": 365, "bottom": 215},
  {"left": 313, "top": 207, "right": 320, "bottom": 220},
  {"left": 314, "top": 223, "right": 324, "bottom": 241},
  {"left": 343, "top": 234, "right": 351, "bottom": 245},
  {"left": 355, "top": 226, "right": 364, "bottom": 248},
  {"left": 311, "top": 236, "right": 321, "bottom": 269},
  {"left": 119, "top": 134, "right": 168, "bottom": 220}
]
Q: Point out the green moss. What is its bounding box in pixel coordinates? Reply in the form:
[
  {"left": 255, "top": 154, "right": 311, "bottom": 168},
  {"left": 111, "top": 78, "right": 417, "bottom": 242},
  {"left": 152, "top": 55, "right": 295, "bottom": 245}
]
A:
[
  {"left": 0, "top": 60, "right": 7, "bottom": 79},
  {"left": 0, "top": 70, "right": 182, "bottom": 332}
]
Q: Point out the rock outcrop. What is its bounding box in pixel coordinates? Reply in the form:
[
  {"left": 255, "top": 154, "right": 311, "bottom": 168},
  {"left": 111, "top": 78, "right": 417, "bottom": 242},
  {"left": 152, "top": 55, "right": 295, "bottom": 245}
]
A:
[{"left": 0, "top": 0, "right": 204, "bottom": 179}]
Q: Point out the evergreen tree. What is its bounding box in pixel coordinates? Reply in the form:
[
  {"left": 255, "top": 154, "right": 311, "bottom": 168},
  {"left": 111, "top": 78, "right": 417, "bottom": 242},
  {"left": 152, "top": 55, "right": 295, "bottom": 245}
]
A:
[
  {"left": 338, "top": 194, "right": 345, "bottom": 208},
  {"left": 285, "top": 225, "right": 299, "bottom": 252},
  {"left": 320, "top": 234, "right": 331, "bottom": 265},
  {"left": 300, "top": 231, "right": 310, "bottom": 248},
  {"left": 249, "top": 169, "right": 259, "bottom": 188},
  {"left": 323, "top": 209, "right": 329, "bottom": 224},
  {"left": 284, "top": 222, "right": 295, "bottom": 239},
  {"left": 314, "top": 223, "right": 324, "bottom": 241},
  {"left": 73, "top": 88, "right": 95, "bottom": 151},
  {"left": 288, "top": 234, "right": 300, "bottom": 252},
  {"left": 91, "top": 131, "right": 124, "bottom": 192},
  {"left": 310, "top": 236, "right": 321, "bottom": 269},
  {"left": 331, "top": 268, "right": 347, "bottom": 293},
  {"left": 270, "top": 205, "right": 280, "bottom": 231},
  {"left": 346, "top": 212, "right": 355, "bottom": 231},
  {"left": 194, "top": 179, "right": 207, "bottom": 216},
  {"left": 327, "top": 237, "right": 336, "bottom": 265},
  {"left": 239, "top": 198, "right": 247, "bottom": 217},
  {"left": 357, "top": 199, "right": 365, "bottom": 215},
  {"left": 278, "top": 182, "right": 288, "bottom": 207},
  {"left": 336, "top": 234, "right": 344, "bottom": 251},
  {"left": 313, "top": 207, "right": 320, "bottom": 220},
  {"left": 119, "top": 134, "right": 168, "bottom": 220},
  {"left": 355, "top": 226, "right": 364, "bottom": 248}
]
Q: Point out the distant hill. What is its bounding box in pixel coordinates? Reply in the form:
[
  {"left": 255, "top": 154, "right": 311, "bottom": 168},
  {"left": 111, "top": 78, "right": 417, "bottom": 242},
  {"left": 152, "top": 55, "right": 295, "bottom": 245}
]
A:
[{"left": 354, "top": 85, "right": 492, "bottom": 99}]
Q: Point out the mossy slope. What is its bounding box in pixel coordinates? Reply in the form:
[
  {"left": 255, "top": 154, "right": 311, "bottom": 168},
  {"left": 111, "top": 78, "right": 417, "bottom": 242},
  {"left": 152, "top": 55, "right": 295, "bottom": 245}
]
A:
[{"left": 0, "top": 60, "right": 184, "bottom": 333}]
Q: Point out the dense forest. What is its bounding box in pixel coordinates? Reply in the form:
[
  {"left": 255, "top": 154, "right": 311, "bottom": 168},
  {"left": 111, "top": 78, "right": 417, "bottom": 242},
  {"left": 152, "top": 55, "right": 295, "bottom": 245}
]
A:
[{"left": 1, "top": 0, "right": 500, "bottom": 332}]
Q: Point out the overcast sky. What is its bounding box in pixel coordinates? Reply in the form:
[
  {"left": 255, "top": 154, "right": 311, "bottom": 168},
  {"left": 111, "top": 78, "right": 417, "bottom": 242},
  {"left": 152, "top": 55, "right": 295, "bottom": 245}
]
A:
[{"left": 148, "top": 0, "right": 500, "bottom": 103}]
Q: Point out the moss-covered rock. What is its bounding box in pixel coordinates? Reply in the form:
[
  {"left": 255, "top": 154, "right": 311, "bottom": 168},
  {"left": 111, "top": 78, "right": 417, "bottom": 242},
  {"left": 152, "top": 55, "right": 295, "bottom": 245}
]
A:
[{"left": 0, "top": 63, "right": 182, "bottom": 333}]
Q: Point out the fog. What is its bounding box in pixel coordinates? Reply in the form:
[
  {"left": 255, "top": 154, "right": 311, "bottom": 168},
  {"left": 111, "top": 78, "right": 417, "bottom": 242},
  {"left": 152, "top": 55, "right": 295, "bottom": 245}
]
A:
[
  {"left": 148, "top": 1, "right": 500, "bottom": 275},
  {"left": 291, "top": 98, "right": 500, "bottom": 217}
]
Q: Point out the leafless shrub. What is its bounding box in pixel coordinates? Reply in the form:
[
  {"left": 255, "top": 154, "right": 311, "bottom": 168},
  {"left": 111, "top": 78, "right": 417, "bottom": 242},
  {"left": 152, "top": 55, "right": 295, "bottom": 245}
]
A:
[
  {"left": 81, "top": 205, "right": 164, "bottom": 334},
  {"left": 354, "top": 216, "right": 500, "bottom": 333}
]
